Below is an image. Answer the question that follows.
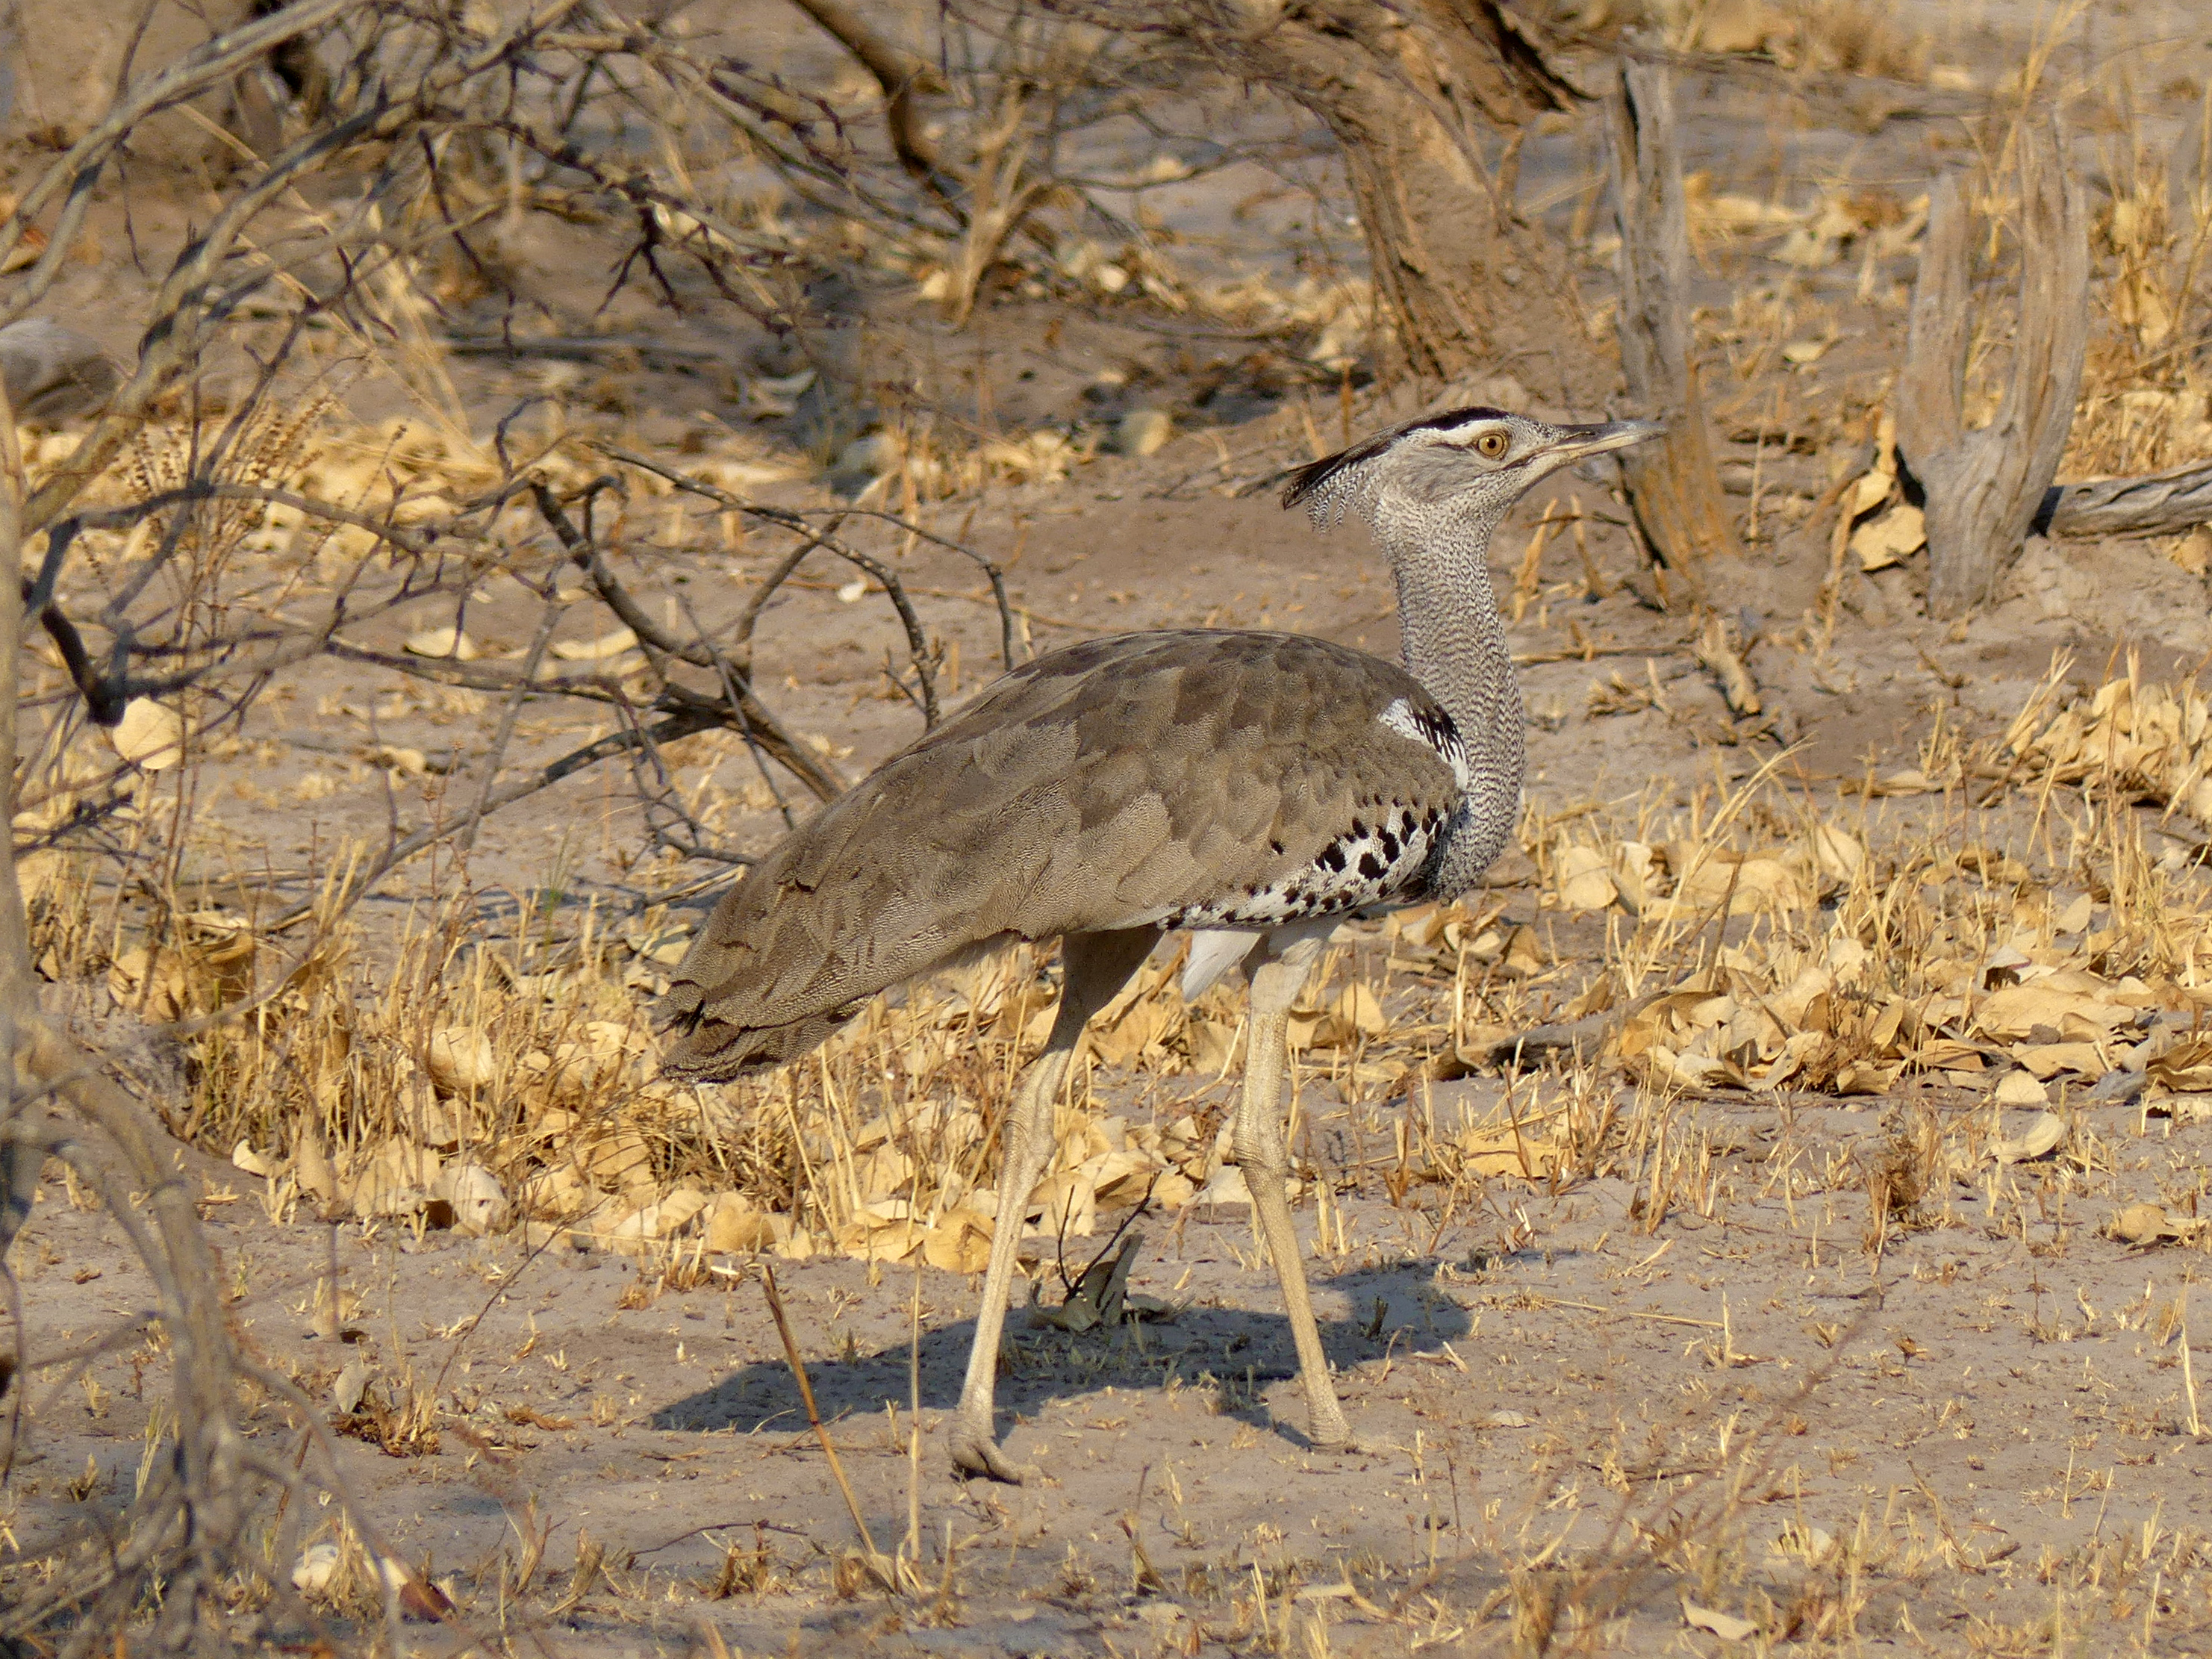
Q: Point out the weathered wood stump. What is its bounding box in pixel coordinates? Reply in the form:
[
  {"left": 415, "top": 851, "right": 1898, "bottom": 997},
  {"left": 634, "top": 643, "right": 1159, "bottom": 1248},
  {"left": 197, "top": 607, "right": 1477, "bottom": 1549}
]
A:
[
  {"left": 1607, "top": 57, "right": 1743, "bottom": 606},
  {"left": 1892, "top": 122, "right": 2089, "bottom": 616}
]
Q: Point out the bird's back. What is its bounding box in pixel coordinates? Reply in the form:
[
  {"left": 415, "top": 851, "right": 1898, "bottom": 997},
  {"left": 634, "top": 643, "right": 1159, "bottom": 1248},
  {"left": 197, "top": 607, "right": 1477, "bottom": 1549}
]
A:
[{"left": 655, "top": 629, "right": 1467, "bottom": 1078}]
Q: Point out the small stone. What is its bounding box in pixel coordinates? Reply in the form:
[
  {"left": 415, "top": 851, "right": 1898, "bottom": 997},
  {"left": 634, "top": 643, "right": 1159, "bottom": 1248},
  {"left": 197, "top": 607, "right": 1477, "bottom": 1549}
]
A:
[{"left": 1115, "top": 408, "right": 1174, "bottom": 458}]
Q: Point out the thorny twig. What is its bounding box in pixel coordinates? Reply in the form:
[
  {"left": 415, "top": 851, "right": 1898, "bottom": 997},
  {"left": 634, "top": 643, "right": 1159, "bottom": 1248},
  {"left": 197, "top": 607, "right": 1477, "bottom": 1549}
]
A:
[{"left": 595, "top": 443, "right": 1021, "bottom": 676}]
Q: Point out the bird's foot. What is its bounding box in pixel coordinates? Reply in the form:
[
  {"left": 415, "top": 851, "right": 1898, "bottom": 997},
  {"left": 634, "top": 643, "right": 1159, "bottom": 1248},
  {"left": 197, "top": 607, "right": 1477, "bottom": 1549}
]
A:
[
  {"left": 948, "top": 1422, "right": 1036, "bottom": 1484},
  {"left": 1306, "top": 1404, "right": 1356, "bottom": 1455}
]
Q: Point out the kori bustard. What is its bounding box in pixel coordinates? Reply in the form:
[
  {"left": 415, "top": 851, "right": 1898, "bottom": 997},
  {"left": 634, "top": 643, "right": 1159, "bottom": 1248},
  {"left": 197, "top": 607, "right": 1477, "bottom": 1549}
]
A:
[{"left": 656, "top": 406, "right": 1661, "bottom": 1480}]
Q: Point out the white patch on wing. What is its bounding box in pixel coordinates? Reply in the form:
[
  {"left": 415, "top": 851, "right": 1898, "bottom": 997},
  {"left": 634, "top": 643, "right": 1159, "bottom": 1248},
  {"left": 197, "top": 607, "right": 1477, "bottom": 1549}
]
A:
[{"left": 1377, "top": 697, "right": 1471, "bottom": 791}]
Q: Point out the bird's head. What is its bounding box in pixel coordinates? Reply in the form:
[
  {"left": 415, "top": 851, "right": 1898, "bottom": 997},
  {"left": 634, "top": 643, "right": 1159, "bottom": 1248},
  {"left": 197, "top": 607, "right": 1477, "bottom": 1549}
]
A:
[{"left": 1280, "top": 407, "right": 1663, "bottom": 528}]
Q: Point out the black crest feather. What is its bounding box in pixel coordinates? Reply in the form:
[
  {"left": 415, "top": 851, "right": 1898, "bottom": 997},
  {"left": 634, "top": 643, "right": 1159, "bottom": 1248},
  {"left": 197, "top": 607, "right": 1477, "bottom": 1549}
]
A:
[{"left": 1278, "top": 405, "right": 1508, "bottom": 509}]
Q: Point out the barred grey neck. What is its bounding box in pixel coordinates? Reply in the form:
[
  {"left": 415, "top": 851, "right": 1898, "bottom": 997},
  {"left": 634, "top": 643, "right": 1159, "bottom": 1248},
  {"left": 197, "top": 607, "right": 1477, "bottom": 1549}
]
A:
[{"left": 1372, "top": 491, "right": 1524, "bottom": 898}]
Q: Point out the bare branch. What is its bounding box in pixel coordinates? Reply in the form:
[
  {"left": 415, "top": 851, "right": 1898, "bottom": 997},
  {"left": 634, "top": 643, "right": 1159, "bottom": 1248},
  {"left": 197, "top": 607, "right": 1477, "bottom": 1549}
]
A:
[
  {"left": 782, "top": 0, "right": 955, "bottom": 202},
  {"left": 267, "top": 710, "right": 732, "bottom": 933},
  {"left": 526, "top": 481, "right": 849, "bottom": 797}
]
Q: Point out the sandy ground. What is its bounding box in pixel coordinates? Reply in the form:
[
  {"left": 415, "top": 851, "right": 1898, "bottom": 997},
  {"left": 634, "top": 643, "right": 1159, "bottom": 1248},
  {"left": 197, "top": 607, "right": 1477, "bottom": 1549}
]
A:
[{"left": 19, "top": 1070, "right": 2212, "bottom": 1653}]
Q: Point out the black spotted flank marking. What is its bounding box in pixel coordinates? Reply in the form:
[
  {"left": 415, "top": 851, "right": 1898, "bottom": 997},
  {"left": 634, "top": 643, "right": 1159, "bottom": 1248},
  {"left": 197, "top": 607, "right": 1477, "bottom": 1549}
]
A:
[{"left": 1163, "top": 787, "right": 1457, "bottom": 931}]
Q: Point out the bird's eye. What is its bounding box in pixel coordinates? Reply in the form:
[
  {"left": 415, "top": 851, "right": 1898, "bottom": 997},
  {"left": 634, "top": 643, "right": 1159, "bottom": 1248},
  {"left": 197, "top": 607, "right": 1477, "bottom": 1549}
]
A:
[{"left": 1473, "top": 431, "right": 1510, "bottom": 458}]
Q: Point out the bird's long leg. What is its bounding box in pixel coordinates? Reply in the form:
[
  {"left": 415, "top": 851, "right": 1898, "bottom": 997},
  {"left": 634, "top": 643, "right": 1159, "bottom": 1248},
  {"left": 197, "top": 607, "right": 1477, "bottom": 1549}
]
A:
[
  {"left": 1233, "top": 934, "right": 1352, "bottom": 1451},
  {"left": 950, "top": 927, "right": 1158, "bottom": 1482}
]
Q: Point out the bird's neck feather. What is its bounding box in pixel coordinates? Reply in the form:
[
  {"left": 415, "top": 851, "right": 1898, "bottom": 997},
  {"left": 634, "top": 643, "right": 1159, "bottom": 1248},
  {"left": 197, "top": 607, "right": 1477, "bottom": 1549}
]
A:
[{"left": 1374, "top": 494, "right": 1524, "bottom": 894}]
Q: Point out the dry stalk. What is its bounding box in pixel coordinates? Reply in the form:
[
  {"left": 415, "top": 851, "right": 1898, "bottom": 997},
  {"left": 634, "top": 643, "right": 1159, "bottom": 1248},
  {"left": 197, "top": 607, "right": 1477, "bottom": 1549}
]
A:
[{"left": 755, "top": 1263, "right": 904, "bottom": 1593}]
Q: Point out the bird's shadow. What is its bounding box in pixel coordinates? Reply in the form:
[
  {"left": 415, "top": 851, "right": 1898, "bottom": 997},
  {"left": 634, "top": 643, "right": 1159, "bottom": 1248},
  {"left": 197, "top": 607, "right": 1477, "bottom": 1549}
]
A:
[{"left": 650, "top": 1257, "right": 1473, "bottom": 1447}]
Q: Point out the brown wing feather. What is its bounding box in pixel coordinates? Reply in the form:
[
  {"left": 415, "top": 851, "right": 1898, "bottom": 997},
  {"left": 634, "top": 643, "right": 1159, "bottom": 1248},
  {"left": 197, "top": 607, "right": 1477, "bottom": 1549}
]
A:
[{"left": 655, "top": 630, "right": 1460, "bottom": 1078}]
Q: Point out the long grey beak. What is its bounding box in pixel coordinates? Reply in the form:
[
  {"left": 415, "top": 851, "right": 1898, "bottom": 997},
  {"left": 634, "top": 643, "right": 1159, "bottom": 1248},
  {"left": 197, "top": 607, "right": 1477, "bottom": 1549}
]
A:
[{"left": 1553, "top": 418, "right": 1665, "bottom": 461}]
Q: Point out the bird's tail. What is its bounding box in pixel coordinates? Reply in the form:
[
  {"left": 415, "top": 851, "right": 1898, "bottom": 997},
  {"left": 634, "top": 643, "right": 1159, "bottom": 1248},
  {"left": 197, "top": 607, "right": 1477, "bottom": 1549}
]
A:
[
  {"left": 649, "top": 799, "right": 988, "bottom": 1081},
  {"left": 654, "top": 980, "right": 864, "bottom": 1079}
]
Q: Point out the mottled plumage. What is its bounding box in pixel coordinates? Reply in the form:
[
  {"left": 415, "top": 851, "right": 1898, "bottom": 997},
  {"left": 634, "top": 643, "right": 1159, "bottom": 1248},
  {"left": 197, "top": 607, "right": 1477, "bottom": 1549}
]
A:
[
  {"left": 651, "top": 406, "right": 1663, "bottom": 1481},
  {"left": 658, "top": 631, "right": 1462, "bottom": 1077}
]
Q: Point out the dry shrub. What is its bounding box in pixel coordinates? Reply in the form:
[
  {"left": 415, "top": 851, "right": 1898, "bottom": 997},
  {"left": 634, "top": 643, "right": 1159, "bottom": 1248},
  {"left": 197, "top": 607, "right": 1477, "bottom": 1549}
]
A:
[
  {"left": 1780, "top": 1, "right": 1931, "bottom": 81},
  {"left": 2067, "top": 134, "right": 2212, "bottom": 481},
  {"left": 1643, "top": 0, "right": 1932, "bottom": 81}
]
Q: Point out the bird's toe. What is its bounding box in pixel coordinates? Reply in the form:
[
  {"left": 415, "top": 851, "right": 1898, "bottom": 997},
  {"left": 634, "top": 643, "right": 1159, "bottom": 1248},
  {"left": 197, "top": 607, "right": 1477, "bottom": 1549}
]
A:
[{"left": 948, "top": 1427, "right": 1035, "bottom": 1484}]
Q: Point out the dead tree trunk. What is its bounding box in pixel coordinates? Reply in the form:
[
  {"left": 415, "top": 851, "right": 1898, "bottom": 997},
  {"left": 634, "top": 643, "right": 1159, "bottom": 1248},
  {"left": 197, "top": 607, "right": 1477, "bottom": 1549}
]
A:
[
  {"left": 1892, "top": 122, "right": 2089, "bottom": 617},
  {"left": 2037, "top": 458, "right": 2212, "bottom": 538},
  {"left": 1145, "top": 1, "right": 1603, "bottom": 404},
  {"left": 1606, "top": 58, "right": 1742, "bottom": 606}
]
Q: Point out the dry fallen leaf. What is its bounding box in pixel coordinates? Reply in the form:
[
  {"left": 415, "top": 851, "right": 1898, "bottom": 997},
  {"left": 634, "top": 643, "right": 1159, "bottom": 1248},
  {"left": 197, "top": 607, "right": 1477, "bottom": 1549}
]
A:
[
  {"left": 344, "top": 1139, "right": 442, "bottom": 1218},
  {"left": 1116, "top": 408, "right": 1174, "bottom": 457},
  {"left": 291, "top": 1542, "right": 341, "bottom": 1596},
  {"left": 1499, "top": 925, "right": 1545, "bottom": 977},
  {"left": 2108, "top": 1203, "right": 2211, "bottom": 1245},
  {"left": 607, "top": 1186, "right": 709, "bottom": 1251},
  {"left": 108, "top": 699, "right": 184, "bottom": 769},
  {"left": 1682, "top": 1599, "right": 1758, "bottom": 1642},
  {"left": 1851, "top": 502, "right": 1926, "bottom": 572},
  {"left": 367, "top": 744, "right": 429, "bottom": 776},
  {"left": 294, "top": 1126, "right": 338, "bottom": 1205},
  {"left": 1769, "top": 1522, "right": 1838, "bottom": 1565},
  {"left": 1992, "top": 1112, "right": 2066, "bottom": 1164},
  {"left": 1454, "top": 1127, "right": 1567, "bottom": 1180},
  {"left": 231, "top": 1141, "right": 282, "bottom": 1179},
  {"left": 393, "top": 1569, "right": 455, "bottom": 1622},
  {"left": 2149, "top": 1037, "right": 2212, "bottom": 1092},
  {"left": 2013, "top": 1042, "right": 2104, "bottom": 1081},
  {"left": 403, "top": 625, "right": 479, "bottom": 661},
  {"left": 425, "top": 1026, "right": 497, "bottom": 1094},
  {"left": 1554, "top": 843, "right": 1618, "bottom": 911},
  {"left": 331, "top": 1359, "right": 370, "bottom": 1416},
  {"left": 549, "top": 626, "right": 639, "bottom": 661},
  {"left": 434, "top": 1162, "right": 511, "bottom": 1236},
  {"left": 1974, "top": 984, "right": 2131, "bottom": 1043},
  {"left": 921, "top": 1206, "right": 994, "bottom": 1274},
  {"left": 706, "top": 1194, "right": 786, "bottom": 1254}
]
